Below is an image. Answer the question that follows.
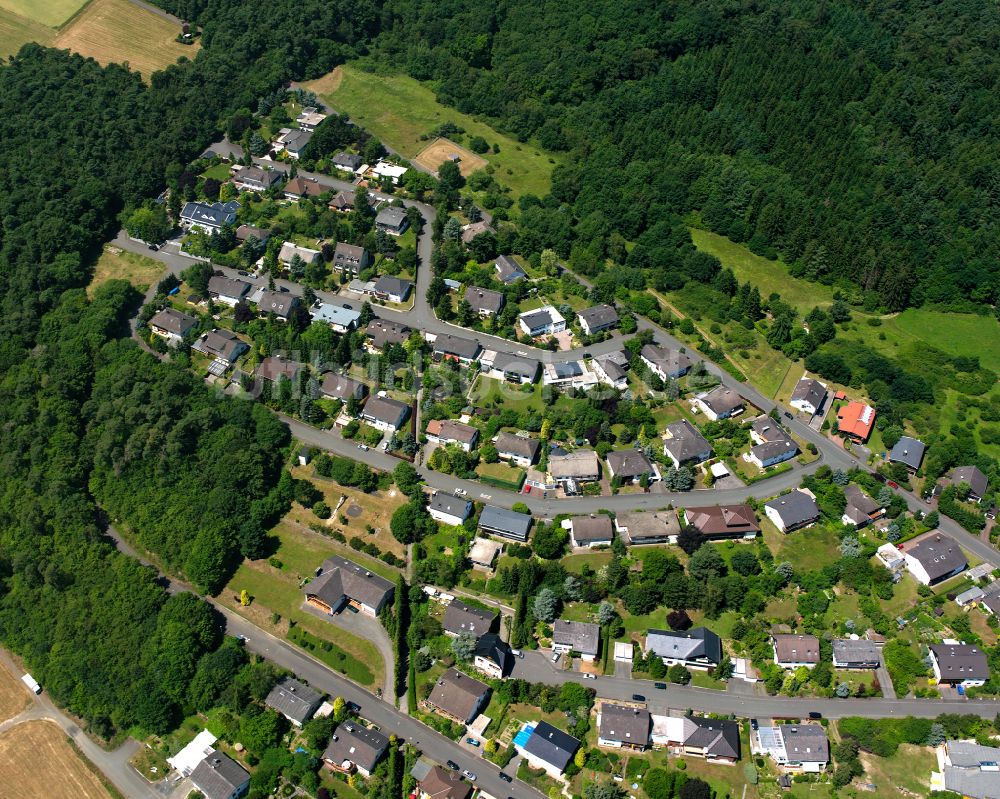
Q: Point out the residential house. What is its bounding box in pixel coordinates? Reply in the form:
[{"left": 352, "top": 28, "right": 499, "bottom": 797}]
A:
[
  {"left": 772, "top": 634, "right": 820, "bottom": 669},
  {"left": 279, "top": 242, "right": 322, "bottom": 267},
  {"left": 232, "top": 165, "right": 281, "bottom": 192},
  {"left": 432, "top": 334, "right": 481, "bottom": 364},
  {"left": 651, "top": 715, "right": 740, "bottom": 763},
  {"left": 418, "top": 766, "right": 472, "bottom": 799},
  {"left": 305, "top": 555, "right": 395, "bottom": 616},
  {"left": 313, "top": 303, "right": 362, "bottom": 333},
  {"left": 461, "top": 220, "right": 495, "bottom": 244},
  {"left": 764, "top": 490, "right": 820, "bottom": 533},
  {"left": 296, "top": 107, "right": 327, "bottom": 131},
  {"left": 932, "top": 740, "right": 1000, "bottom": 799},
  {"left": 789, "top": 377, "right": 828, "bottom": 416},
  {"left": 645, "top": 627, "right": 722, "bottom": 671},
  {"left": 598, "top": 704, "right": 651, "bottom": 750},
  {"left": 695, "top": 386, "right": 745, "bottom": 421},
  {"left": 264, "top": 678, "right": 322, "bottom": 727},
  {"left": 167, "top": 729, "right": 217, "bottom": 777},
  {"left": 494, "top": 432, "right": 540, "bottom": 467},
  {"left": 569, "top": 515, "right": 614, "bottom": 548},
  {"left": 256, "top": 355, "right": 302, "bottom": 384},
  {"left": 542, "top": 361, "right": 598, "bottom": 390},
  {"left": 755, "top": 724, "right": 829, "bottom": 772},
  {"left": 425, "top": 668, "right": 491, "bottom": 725},
  {"left": 373, "top": 276, "right": 413, "bottom": 303},
  {"left": 367, "top": 319, "right": 411, "bottom": 351},
  {"left": 841, "top": 485, "right": 884, "bottom": 528},
  {"left": 181, "top": 200, "right": 239, "bottom": 232},
  {"left": 322, "top": 723, "right": 389, "bottom": 777},
  {"left": 480, "top": 351, "right": 540, "bottom": 384},
  {"left": 235, "top": 224, "right": 270, "bottom": 243},
  {"left": 682, "top": 505, "right": 760, "bottom": 541},
  {"left": 192, "top": 329, "right": 248, "bottom": 365},
  {"left": 190, "top": 754, "right": 250, "bottom": 799},
  {"left": 275, "top": 127, "right": 312, "bottom": 158},
  {"left": 518, "top": 306, "right": 566, "bottom": 337},
  {"left": 256, "top": 289, "right": 299, "bottom": 320},
  {"left": 427, "top": 492, "right": 473, "bottom": 527},
  {"left": 831, "top": 639, "right": 881, "bottom": 669},
  {"left": 606, "top": 450, "right": 659, "bottom": 484},
  {"left": 577, "top": 304, "right": 619, "bottom": 335},
  {"left": 548, "top": 451, "right": 600, "bottom": 494},
  {"left": 473, "top": 632, "right": 514, "bottom": 678},
  {"left": 956, "top": 587, "right": 985, "bottom": 608},
  {"left": 360, "top": 395, "right": 410, "bottom": 433},
  {"left": 903, "top": 533, "right": 967, "bottom": 586},
  {"left": 930, "top": 643, "right": 989, "bottom": 687},
  {"left": 593, "top": 351, "right": 630, "bottom": 389},
  {"left": 889, "top": 436, "right": 926, "bottom": 473},
  {"left": 331, "top": 152, "right": 363, "bottom": 173},
  {"left": 615, "top": 510, "right": 680, "bottom": 545},
  {"left": 951, "top": 466, "right": 989, "bottom": 503},
  {"left": 552, "top": 620, "right": 600, "bottom": 661},
  {"left": 207, "top": 275, "right": 251, "bottom": 307},
  {"left": 494, "top": 255, "right": 526, "bottom": 283},
  {"left": 148, "top": 308, "right": 198, "bottom": 344},
  {"left": 329, "top": 189, "right": 356, "bottom": 212},
  {"left": 748, "top": 417, "right": 799, "bottom": 468},
  {"left": 836, "top": 401, "right": 876, "bottom": 443},
  {"left": 464, "top": 286, "right": 505, "bottom": 316},
  {"left": 425, "top": 419, "right": 479, "bottom": 452},
  {"left": 375, "top": 207, "right": 409, "bottom": 235},
  {"left": 371, "top": 160, "right": 407, "bottom": 184},
  {"left": 320, "top": 373, "right": 367, "bottom": 403},
  {"left": 662, "top": 419, "right": 712, "bottom": 468},
  {"left": 284, "top": 176, "right": 332, "bottom": 200},
  {"left": 515, "top": 721, "right": 581, "bottom": 778},
  {"left": 478, "top": 505, "right": 533, "bottom": 542},
  {"left": 640, "top": 344, "right": 692, "bottom": 381},
  {"left": 442, "top": 600, "right": 497, "bottom": 638},
  {"left": 333, "top": 243, "right": 373, "bottom": 275}
]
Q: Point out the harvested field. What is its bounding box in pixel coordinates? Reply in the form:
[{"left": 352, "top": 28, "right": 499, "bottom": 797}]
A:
[
  {"left": 0, "top": 660, "right": 28, "bottom": 723},
  {"left": 87, "top": 246, "right": 164, "bottom": 296},
  {"left": 414, "top": 137, "right": 488, "bottom": 178},
  {"left": 54, "top": 0, "right": 197, "bottom": 78},
  {"left": 0, "top": 7, "right": 53, "bottom": 58},
  {"left": 0, "top": 720, "right": 113, "bottom": 799},
  {"left": 0, "top": 0, "right": 87, "bottom": 27}
]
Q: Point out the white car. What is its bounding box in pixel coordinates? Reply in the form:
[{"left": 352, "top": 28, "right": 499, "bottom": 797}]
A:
[
  {"left": 551, "top": 652, "right": 560, "bottom": 663},
  {"left": 455, "top": 488, "right": 467, "bottom": 496},
  {"left": 462, "top": 770, "right": 477, "bottom": 782},
  {"left": 582, "top": 673, "right": 595, "bottom": 680}
]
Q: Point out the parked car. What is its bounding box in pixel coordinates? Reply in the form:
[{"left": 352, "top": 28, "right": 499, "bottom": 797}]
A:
[
  {"left": 632, "top": 694, "right": 646, "bottom": 701},
  {"left": 783, "top": 411, "right": 793, "bottom": 419},
  {"left": 653, "top": 682, "right": 666, "bottom": 690},
  {"left": 551, "top": 652, "right": 560, "bottom": 662},
  {"left": 455, "top": 488, "right": 467, "bottom": 496},
  {"left": 462, "top": 770, "right": 477, "bottom": 781},
  {"left": 358, "top": 444, "right": 369, "bottom": 451},
  {"left": 466, "top": 738, "right": 479, "bottom": 747},
  {"left": 750, "top": 718, "right": 758, "bottom": 730},
  {"left": 511, "top": 649, "right": 523, "bottom": 658},
  {"left": 499, "top": 773, "right": 512, "bottom": 783},
  {"left": 582, "top": 673, "right": 595, "bottom": 680},
  {"left": 808, "top": 711, "right": 822, "bottom": 720},
  {"left": 148, "top": 243, "right": 159, "bottom": 251},
  {"left": 446, "top": 761, "right": 459, "bottom": 771}
]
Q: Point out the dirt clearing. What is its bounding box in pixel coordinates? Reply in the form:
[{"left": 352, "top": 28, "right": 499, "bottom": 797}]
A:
[
  {"left": 414, "top": 137, "right": 488, "bottom": 177},
  {"left": 0, "top": 720, "right": 113, "bottom": 799}
]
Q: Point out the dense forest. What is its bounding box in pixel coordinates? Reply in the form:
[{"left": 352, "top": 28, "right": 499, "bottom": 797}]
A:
[{"left": 370, "top": 0, "right": 1000, "bottom": 312}]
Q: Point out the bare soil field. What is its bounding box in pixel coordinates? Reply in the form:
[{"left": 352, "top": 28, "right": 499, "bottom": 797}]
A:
[
  {"left": 0, "top": 660, "right": 29, "bottom": 723},
  {"left": 414, "top": 137, "right": 488, "bottom": 177},
  {"left": 0, "top": 720, "right": 113, "bottom": 799}
]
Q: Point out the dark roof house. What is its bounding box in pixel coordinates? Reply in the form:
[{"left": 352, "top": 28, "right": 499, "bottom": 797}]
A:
[
  {"left": 322, "top": 722, "right": 389, "bottom": 775},
  {"left": 190, "top": 753, "right": 250, "bottom": 799},
  {"left": 464, "top": 286, "right": 505, "bottom": 316},
  {"left": 478, "top": 505, "right": 533, "bottom": 541},
  {"left": 425, "top": 667, "right": 491, "bottom": 724},
  {"left": 764, "top": 490, "right": 820, "bottom": 532},
  {"left": 646, "top": 627, "right": 722, "bottom": 668},
  {"left": 662, "top": 419, "right": 712, "bottom": 467},
  {"left": 442, "top": 600, "right": 497, "bottom": 638},
  {"left": 889, "top": 436, "right": 926, "bottom": 472},
  {"left": 683, "top": 504, "right": 760, "bottom": 540},
  {"left": 265, "top": 678, "right": 323, "bottom": 726},
  {"left": 305, "top": 555, "right": 395, "bottom": 615}
]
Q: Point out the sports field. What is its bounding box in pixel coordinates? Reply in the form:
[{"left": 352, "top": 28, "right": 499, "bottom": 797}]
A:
[
  {"left": 54, "top": 0, "right": 196, "bottom": 78},
  {"left": 302, "top": 64, "right": 557, "bottom": 197},
  {"left": 0, "top": 0, "right": 86, "bottom": 27},
  {"left": 0, "top": 661, "right": 28, "bottom": 723},
  {"left": 414, "top": 137, "right": 488, "bottom": 177},
  {"left": 0, "top": 720, "right": 113, "bottom": 799}
]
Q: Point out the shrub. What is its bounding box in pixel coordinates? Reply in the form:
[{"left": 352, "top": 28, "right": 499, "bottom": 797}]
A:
[{"left": 314, "top": 501, "right": 331, "bottom": 519}]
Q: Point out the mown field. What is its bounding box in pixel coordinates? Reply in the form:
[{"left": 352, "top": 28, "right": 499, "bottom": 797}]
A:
[
  {"left": 0, "top": 721, "right": 113, "bottom": 799},
  {"left": 302, "top": 64, "right": 557, "bottom": 197},
  {"left": 0, "top": 660, "right": 28, "bottom": 723},
  {"left": 0, "top": 7, "right": 53, "bottom": 57},
  {"left": 0, "top": 0, "right": 86, "bottom": 27},
  {"left": 87, "top": 245, "right": 164, "bottom": 296}
]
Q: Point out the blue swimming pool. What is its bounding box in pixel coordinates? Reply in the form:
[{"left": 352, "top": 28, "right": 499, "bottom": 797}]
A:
[{"left": 513, "top": 723, "right": 536, "bottom": 748}]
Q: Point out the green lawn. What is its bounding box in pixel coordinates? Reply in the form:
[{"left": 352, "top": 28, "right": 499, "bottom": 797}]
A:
[
  {"left": 476, "top": 460, "right": 525, "bottom": 485},
  {"left": 0, "top": 7, "right": 53, "bottom": 58},
  {"left": 201, "top": 162, "right": 233, "bottom": 181},
  {"left": 562, "top": 551, "right": 614, "bottom": 574},
  {"left": 856, "top": 743, "right": 936, "bottom": 798},
  {"left": 472, "top": 376, "right": 548, "bottom": 413},
  {"left": 760, "top": 518, "right": 842, "bottom": 571},
  {"left": 0, "top": 0, "right": 87, "bottom": 27},
  {"left": 304, "top": 64, "right": 557, "bottom": 198}
]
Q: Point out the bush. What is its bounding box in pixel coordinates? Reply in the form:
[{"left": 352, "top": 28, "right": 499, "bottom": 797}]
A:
[{"left": 314, "top": 501, "right": 331, "bottom": 519}]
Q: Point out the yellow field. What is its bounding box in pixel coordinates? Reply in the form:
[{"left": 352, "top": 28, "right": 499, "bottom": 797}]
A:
[
  {"left": 0, "top": 660, "right": 28, "bottom": 724},
  {"left": 0, "top": 0, "right": 87, "bottom": 27},
  {"left": 53, "top": 0, "right": 196, "bottom": 77},
  {"left": 0, "top": 7, "right": 53, "bottom": 58},
  {"left": 0, "top": 720, "right": 113, "bottom": 799},
  {"left": 414, "top": 137, "right": 488, "bottom": 177},
  {"left": 87, "top": 245, "right": 164, "bottom": 296}
]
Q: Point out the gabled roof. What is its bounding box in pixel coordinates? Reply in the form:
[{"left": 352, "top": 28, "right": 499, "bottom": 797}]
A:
[
  {"left": 615, "top": 510, "right": 679, "bottom": 543},
  {"left": 190, "top": 753, "right": 249, "bottom": 799},
  {"left": 646, "top": 627, "right": 722, "bottom": 664},
  {"left": 376, "top": 206, "right": 408, "bottom": 228},
  {"left": 930, "top": 644, "right": 989, "bottom": 681},
  {"left": 570, "top": 514, "right": 614, "bottom": 543},
  {"left": 334, "top": 242, "right": 368, "bottom": 264},
  {"left": 889, "top": 436, "right": 925, "bottom": 470},
  {"left": 906, "top": 533, "right": 967, "bottom": 582},
  {"left": 791, "top": 377, "right": 827, "bottom": 408},
  {"left": 257, "top": 289, "right": 298, "bottom": 317},
  {"left": 606, "top": 450, "right": 654, "bottom": 479},
  {"left": 951, "top": 466, "right": 989, "bottom": 498},
  {"left": 306, "top": 555, "right": 394, "bottom": 610},
  {"left": 149, "top": 307, "right": 197, "bottom": 336},
  {"left": 433, "top": 334, "right": 481, "bottom": 360},
  {"left": 332, "top": 152, "right": 363, "bottom": 170},
  {"left": 361, "top": 395, "right": 410, "bottom": 427},
  {"left": 519, "top": 307, "right": 563, "bottom": 331},
  {"left": 764, "top": 490, "right": 819, "bottom": 528},
  {"left": 549, "top": 450, "right": 600, "bottom": 479},
  {"left": 485, "top": 351, "right": 540, "bottom": 381},
  {"left": 257, "top": 355, "right": 302, "bottom": 383},
  {"left": 640, "top": 344, "right": 692, "bottom": 376},
  {"left": 207, "top": 275, "right": 251, "bottom": 300},
  {"left": 521, "top": 721, "right": 580, "bottom": 772},
  {"left": 495, "top": 432, "right": 540, "bottom": 461},
  {"left": 473, "top": 632, "right": 514, "bottom": 676},
  {"left": 265, "top": 677, "right": 322, "bottom": 724},
  {"left": 478, "top": 505, "right": 533, "bottom": 539},
  {"left": 751, "top": 417, "right": 793, "bottom": 444},
  {"left": 578, "top": 304, "right": 619, "bottom": 329},
  {"left": 428, "top": 492, "right": 472, "bottom": 522},
  {"left": 836, "top": 401, "right": 876, "bottom": 440},
  {"left": 420, "top": 765, "right": 472, "bottom": 799},
  {"left": 233, "top": 165, "right": 281, "bottom": 187},
  {"left": 683, "top": 716, "right": 740, "bottom": 760},
  {"left": 683, "top": 505, "right": 760, "bottom": 537},
  {"left": 278, "top": 242, "right": 321, "bottom": 264},
  {"left": 442, "top": 600, "right": 496, "bottom": 637},
  {"left": 494, "top": 255, "right": 526, "bottom": 282},
  {"left": 772, "top": 634, "right": 820, "bottom": 664},
  {"left": 426, "top": 667, "right": 490, "bottom": 722},
  {"left": 181, "top": 200, "right": 239, "bottom": 227},
  {"left": 599, "top": 704, "right": 650, "bottom": 745},
  {"left": 831, "top": 638, "right": 880, "bottom": 665},
  {"left": 236, "top": 224, "right": 270, "bottom": 242},
  {"left": 321, "top": 373, "right": 366, "bottom": 401},
  {"left": 313, "top": 304, "right": 362, "bottom": 328},
  {"left": 426, "top": 419, "right": 478, "bottom": 445},
  {"left": 322, "top": 722, "right": 389, "bottom": 773},
  {"left": 461, "top": 221, "right": 495, "bottom": 243},
  {"left": 663, "top": 419, "right": 712, "bottom": 464},
  {"left": 782, "top": 725, "right": 829, "bottom": 762},
  {"left": 373, "top": 275, "right": 413, "bottom": 299},
  {"left": 464, "top": 286, "right": 504, "bottom": 314},
  {"left": 284, "top": 176, "right": 331, "bottom": 197},
  {"left": 192, "top": 329, "right": 245, "bottom": 366},
  {"left": 552, "top": 620, "right": 600, "bottom": 656},
  {"left": 367, "top": 319, "right": 411, "bottom": 349},
  {"left": 698, "top": 386, "right": 744, "bottom": 416},
  {"left": 843, "top": 484, "right": 880, "bottom": 519}
]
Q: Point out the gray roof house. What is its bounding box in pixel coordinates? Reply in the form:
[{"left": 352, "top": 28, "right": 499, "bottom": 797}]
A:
[
  {"left": 333, "top": 242, "right": 373, "bottom": 275},
  {"left": 951, "top": 466, "right": 989, "bottom": 502},
  {"left": 478, "top": 505, "right": 533, "bottom": 541},
  {"left": 790, "top": 377, "right": 828, "bottom": 415},
  {"left": 232, "top": 165, "right": 281, "bottom": 191},
  {"left": 181, "top": 200, "right": 239, "bottom": 231},
  {"left": 781, "top": 724, "right": 830, "bottom": 769},
  {"left": 764, "top": 490, "right": 820, "bottom": 533},
  {"left": 192, "top": 329, "right": 248, "bottom": 364},
  {"left": 681, "top": 717, "right": 741, "bottom": 762},
  {"left": 256, "top": 289, "right": 299, "bottom": 319},
  {"left": 481, "top": 351, "right": 540, "bottom": 384},
  {"left": 464, "top": 286, "right": 505, "bottom": 316},
  {"left": 930, "top": 644, "right": 990, "bottom": 686},
  {"left": 433, "top": 334, "right": 482, "bottom": 363},
  {"left": 640, "top": 344, "right": 692, "bottom": 381},
  {"left": 190, "top": 753, "right": 250, "bottom": 799},
  {"left": 695, "top": 386, "right": 745, "bottom": 420},
  {"left": 552, "top": 620, "right": 600, "bottom": 658},
  {"left": 473, "top": 632, "right": 514, "bottom": 678},
  {"left": 646, "top": 627, "right": 722, "bottom": 669},
  {"left": 831, "top": 639, "right": 881, "bottom": 669},
  {"left": 442, "top": 600, "right": 497, "bottom": 638},
  {"left": 425, "top": 668, "right": 491, "bottom": 724},
  {"left": 889, "top": 436, "right": 926, "bottom": 472},
  {"left": 570, "top": 514, "right": 614, "bottom": 548},
  {"left": 265, "top": 677, "right": 323, "bottom": 726},
  {"left": 772, "top": 634, "right": 820, "bottom": 667},
  {"left": 332, "top": 152, "right": 364, "bottom": 171},
  {"left": 320, "top": 373, "right": 367, "bottom": 402},
  {"left": 606, "top": 450, "right": 656, "bottom": 482},
  {"left": 495, "top": 432, "right": 541, "bottom": 465},
  {"left": 598, "top": 704, "right": 651, "bottom": 749},
  {"left": 518, "top": 721, "right": 580, "bottom": 776},
  {"left": 494, "top": 255, "right": 526, "bottom": 283},
  {"left": 577, "top": 304, "right": 619, "bottom": 335},
  {"left": 305, "top": 555, "right": 395, "bottom": 616},
  {"left": 322, "top": 722, "right": 389, "bottom": 777},
  {"left": 938, "top": 740, "right": 1000, "bottom": 799},
  {"left": 207, "top": 275, "right": 251, "bottom": 306},
  {"left": 367, "top": 319, "right": 411, "bottom": 350},
  {"left": 375, "top": 206, "right": 409, "bottom": 235},
  {"left": 662, "top": 419, "right": 712, "bottom": 468},
  {"left": 614, "top": 510, "right": 680, "bottom": 545},
  {"left": 903, "top": 533, "right": 967, "bottom": 586},
  {"left": 148, "top": 308, "right": 198, "bottom": 341},
  {"left": 427, "top": 492, "right": 473, "bottom": 526},
  {"left": 841, "top": 484, "right": 883, "bottom": 528},
  {"left": 373, "top": 275, "right": 413, "bottom": 303},
  {"left": 360, "top": 394, "right": 410, "bottom": 432}
]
